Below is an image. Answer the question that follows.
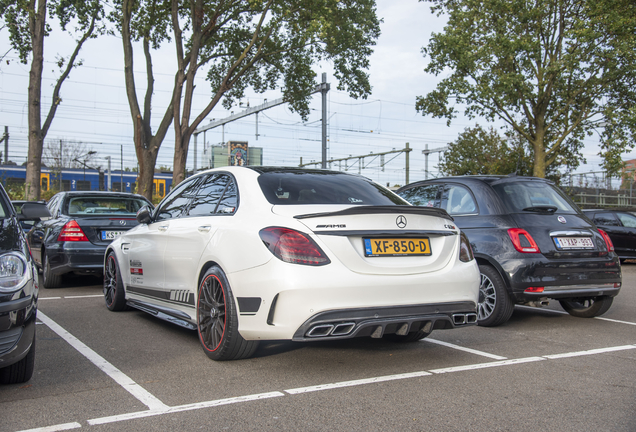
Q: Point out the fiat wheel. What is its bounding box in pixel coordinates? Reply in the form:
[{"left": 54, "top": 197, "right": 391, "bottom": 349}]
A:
[
  {"left": 197, "top": 266, "right": 259, "bottom": 361},
  {"left": 559, "top": 296, "right": 614, "bottom": 318},
  {"left": 477, "top": 265, "right": 514, "bottom": 327}
]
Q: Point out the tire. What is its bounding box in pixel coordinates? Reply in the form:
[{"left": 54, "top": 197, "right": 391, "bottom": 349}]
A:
[
  {"left": 477, "top": 265, "right": 514, "bottom": 327},
  {"left": 559, "top": 296, "right": 614, "bottom": 318},
  {"left": 197, "top": 266, "right": 259, "bottom": 361},
  {"left": 42, "top": 252, "right": 62, "bottom": 289},
  {"left": 0, "top": 330, "right": 36, "bottom": 384},
  {"left": 104, "top": 252, "right": 127, "bottom": 311}
]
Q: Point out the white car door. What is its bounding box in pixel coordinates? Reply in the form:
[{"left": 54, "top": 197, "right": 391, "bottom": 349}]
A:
[
  {"left": 163, "top": 174, "right": 238, "bottom": 296},
  {"left": 125, "top": 177, "right": 203, "bottom": 301}
]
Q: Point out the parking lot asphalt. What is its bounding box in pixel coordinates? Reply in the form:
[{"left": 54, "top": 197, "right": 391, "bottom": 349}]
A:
[{"left": 1, "top": 266, "right": 635, "bottom": 432}]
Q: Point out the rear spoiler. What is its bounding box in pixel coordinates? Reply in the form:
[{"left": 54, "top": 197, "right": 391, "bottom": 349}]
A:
[{"left": 294, "top": 205, "right": 453, "bottom": 222}]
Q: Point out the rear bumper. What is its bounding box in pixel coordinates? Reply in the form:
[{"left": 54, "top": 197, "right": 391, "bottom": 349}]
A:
[
  {"left": 497, "top": 254, "right": 622, "bottom": 302},
  {"left": 46, "top": 244, "right": 106, "bottom": 276},
  {"left": 292, "top": 302, "right": 477, "bottom": 341}
]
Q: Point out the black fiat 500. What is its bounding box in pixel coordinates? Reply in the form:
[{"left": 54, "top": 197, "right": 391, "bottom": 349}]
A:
[
  {"left": 0, "top": 187, "right": 50, "bottom": 384},
  {"left": 397, "top": 175, "right": 621, "bottom": 326}
]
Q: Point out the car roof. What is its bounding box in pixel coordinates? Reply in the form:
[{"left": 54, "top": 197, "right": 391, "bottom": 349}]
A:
[
  {"left": 60, "top": 191, "right": 149, "bottom": 199},
  {"left": 246, "top": 166, "right": 356, "bottom": 176},
  {"left": 415, "top": 174, "right": 551, "bottom": 186}
]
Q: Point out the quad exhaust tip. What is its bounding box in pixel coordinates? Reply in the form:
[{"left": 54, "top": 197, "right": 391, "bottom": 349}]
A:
[
  {"left": 306, "top": 322, "right": 356, "bottom": 338},
  {"left": 453, "top": 313, "right": 477, "bottom": 325}
]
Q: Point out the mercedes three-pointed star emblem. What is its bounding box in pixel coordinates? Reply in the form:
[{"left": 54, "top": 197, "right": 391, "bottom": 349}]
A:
[{"left": 396, "top": 215, "right": 407, "bottom": 229}]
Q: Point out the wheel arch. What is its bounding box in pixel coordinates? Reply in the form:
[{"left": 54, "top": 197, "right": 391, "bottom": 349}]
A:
[{"left": 475, "top": 255, "right": 511, "bottom": 290}]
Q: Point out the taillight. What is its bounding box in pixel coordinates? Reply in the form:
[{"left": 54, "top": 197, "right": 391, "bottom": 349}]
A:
[
  {"left": 598, "top": 229, "right": 614, "bottom": 252},
  {"left": 459, "top": 232, "right": 474, "bottom": 262},
  {"left": 58, "top": 220, "right": 89, "bottom": 242},
  {"left": 259, "top": 227, "right": 330, "bottom": 266},
  {"left": 507, "top": 228, "right": 540, "bottom": 253}
]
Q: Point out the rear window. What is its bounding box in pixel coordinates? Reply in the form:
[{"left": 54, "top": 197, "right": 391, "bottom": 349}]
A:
[
  {"left": 257, "top": 171, "right": 408, "bottom": 206},
  {"left": 66, "top": 196, "right": 149, "bottom": 216},
  {"left": 492, "top": 181, "right": 577, "bottom": 213}
]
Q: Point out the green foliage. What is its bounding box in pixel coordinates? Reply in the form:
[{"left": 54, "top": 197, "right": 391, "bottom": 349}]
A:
[
  {"left": 1, "top": 0, "right": 105, "bottom": 64},
  {"left": 417, "top": 0, "right": 636, "bottom": 178},
  {"left": 439, "top": 125, "right": 532, "bottom": 176}
]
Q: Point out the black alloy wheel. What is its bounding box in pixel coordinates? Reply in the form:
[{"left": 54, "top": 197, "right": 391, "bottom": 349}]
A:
[
  {"left": 104, "top": 252, "right": 127, "bottom": 311},
  {"left": 197, "top": 266, "right": 258, "bottom": 361}
]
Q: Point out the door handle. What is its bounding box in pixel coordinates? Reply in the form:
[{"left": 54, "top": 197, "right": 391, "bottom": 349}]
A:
[
  {"left": 158, "top": 225, "right": 169, "bottom": 232},
  {"left": 198, "top": 225, "right": 211, "bottom": 233}
]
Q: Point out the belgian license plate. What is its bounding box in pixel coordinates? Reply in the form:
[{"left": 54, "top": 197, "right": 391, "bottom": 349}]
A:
[
  {"left": 101, "top": 230, "right": 125, "bottom": 240},
  {"left": 554, "top": 237, "right": 594, "bottom": 249},
  {"left": 364, "top": 238, "right": 431, "bottom": 257}
]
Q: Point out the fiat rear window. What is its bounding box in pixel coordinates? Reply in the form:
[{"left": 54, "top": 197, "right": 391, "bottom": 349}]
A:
[
  {"left": 257, "top": 172, "right": 408, "bottom": 206},
  {"left": 492, "top": 181, "right": 577, "bottom": 213}
]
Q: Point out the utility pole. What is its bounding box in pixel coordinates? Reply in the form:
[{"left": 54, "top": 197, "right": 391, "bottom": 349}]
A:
[
  {"left": 120, "top": 145, "right": 124, "bottom": 192},
  {"left": 405, "top": 142, "right": 410, "bottom": 184},
  {"left": 321, "top": 73, "right": 330, "bottom": 168},
  {"left": 59, "top": 139, "right": 63, "bottom": 191},
  {"left": 422, "top": 144, "right": 449, "bottom": 179},
  {"left": 0, "top": 127, "right": 8, "bottom": 164},
  {"left": 105, "top": 156, "right": 112, "bottom": 191}
]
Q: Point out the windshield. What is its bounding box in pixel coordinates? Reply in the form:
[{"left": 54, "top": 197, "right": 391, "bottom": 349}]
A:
[
  {"left": 257, "top": 171, "right": 408, "bottom": 206},
  {"left": 66, "top": 196, "right": 148, "bottom": 216},
  {"left": 492, "top": 181, "right": 577, "bottom": 213}
]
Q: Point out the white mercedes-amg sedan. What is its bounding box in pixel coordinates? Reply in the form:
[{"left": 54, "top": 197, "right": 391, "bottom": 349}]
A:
[{"left": 103, "top": 167, "right": 479, "bottom": 360}]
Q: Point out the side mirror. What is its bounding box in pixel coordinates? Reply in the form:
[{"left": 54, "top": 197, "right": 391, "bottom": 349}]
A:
[
  {"left": 18, "top": 202, "right": 51, "bottom": 221},
  {"left": 136, "top": 205, "right": 153, "bottom": 224}
]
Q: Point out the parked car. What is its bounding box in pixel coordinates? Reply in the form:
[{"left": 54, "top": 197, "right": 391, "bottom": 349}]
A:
[
  {"left": 104, "top": 166, "right": 480, "bottom": 360},
  {"left": 0, "top": 186, "right": 50, "bottom": 384},
  {"left": 27, "top": 191, "right": 152, "bottom": 288},
  {"left": 12, "top": 200, "right": 46, "bottom": 233},
  {"left": 582, "top": 209, "right": 636, "bottom": 263},
  {"left": 397, "top": 175, "right": 622, "bottom": 327}
]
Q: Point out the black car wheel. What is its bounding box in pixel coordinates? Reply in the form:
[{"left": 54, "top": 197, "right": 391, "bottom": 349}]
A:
[
  {"left": 197, "top": 266, "right": 259, "bottom": 361},
  {"left": 0, "top": 330, "right": 36, "bottom": 384},
  {"left": 559, "top": 296, "right": 614, "bottom": 318},
  {"left": 477, "top": 265, "right": 514, "bottom": 327},
  {"left": 42, "top": 253, "right": 61, "bottom": 289},
  {"left": 104, "top": 252, "right": 127, "bottom": 311}
]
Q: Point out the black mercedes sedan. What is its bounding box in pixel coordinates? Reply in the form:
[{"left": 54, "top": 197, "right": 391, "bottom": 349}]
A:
[
  {"left": 0, "top": 186, "right": 50, "bottom": 384},
  {"left": 397, "top": 175, "right": 622, "bottom": 327},
  {"left": 27, "top": 191, "right": 152, "bottom": 288},
  {"left": 582, "top": 209, "right": 636, "bottom": 263}
]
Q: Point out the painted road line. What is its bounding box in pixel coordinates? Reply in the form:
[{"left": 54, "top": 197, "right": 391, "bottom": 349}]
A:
[
  {"left": 594, "top": 316, "right": 636, "bottom": 326},
  {"left": 38, "top": 297, "right": 62, "bottom": 300},
  {"left": 516, "top": 305, "right": 636, "bottom": 326},
  {"left": 285, "top": 371, "right": 433, "bottom": 395},
  {"left": 543, "top": 344, "right": 636, "bottom": 360},
  {"left": 424, "top": 338, "right": 507, "bottom": 360},
  {"left": 17, "top": 422, "right": 81, "bottom": 432},
  {"left": 63, "top": 295, "right": 103, "bottom": 299},
  {"left": 430, "top": 357, "right": 546, "bottom": 374},
  {"left": 88, "top": 392, "right": 286, "bottom": 426},
  {"left": 37, "top": 311, "right": 168, "bottom": 411}
]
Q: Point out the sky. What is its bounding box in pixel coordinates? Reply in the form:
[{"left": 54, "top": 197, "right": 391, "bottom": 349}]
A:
[{"left": 0, "top": 0, "right": 626, "bottom": 188}]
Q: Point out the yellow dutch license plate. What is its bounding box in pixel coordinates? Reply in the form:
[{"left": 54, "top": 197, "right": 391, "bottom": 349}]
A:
[{"left": 363, "top": 238, "right": 431, "bottom": 257}]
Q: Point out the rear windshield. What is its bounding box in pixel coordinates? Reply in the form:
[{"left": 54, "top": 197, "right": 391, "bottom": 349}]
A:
[
  {"left": 257, "top": 171, "right": 408, "bottom": 206},
  {"left": 492, "top": 181, "right": 577, "bottom": 213},
  {"left": 66, "top": 196, "right": 148, "bottom": 216}
]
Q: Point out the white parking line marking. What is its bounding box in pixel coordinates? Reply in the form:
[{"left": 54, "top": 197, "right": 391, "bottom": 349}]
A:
[
  {"left": 543, "top": 344, "right": 636, "bottom": 359},
  {"left": 424, "top": 338, "right": 508, "bottom": 360},
  {"left": 284, "top": 371, "right": 433, "bottom": 395},
  {"left": 430, "top": 356, "right": 546, "bottom": 374},
  {"left": 38, "top": 297, "right": 62, "bottom": 300},
  {"left": 516, "top": 305, "right": 636, "bottom": 325},
  {"left": 63, "top": 295, "right": 103, "bottom": 299},
  {"left": 16, "top": 422, "right": 81, "bottom": 432},
  {"left": 88, "top": 392, "right": 285, "bottom": 425},
  {"left": 37, "top": 312, "right": 168, "bottom": 411}
]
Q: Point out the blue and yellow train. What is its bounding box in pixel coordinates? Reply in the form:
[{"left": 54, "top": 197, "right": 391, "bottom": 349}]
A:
[{"left": 0, "top": 165, "right": 173, "bottom": 199}]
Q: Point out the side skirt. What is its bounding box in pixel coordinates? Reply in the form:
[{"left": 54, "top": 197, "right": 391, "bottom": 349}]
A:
[{"left": 127, "top": 299, "right": 197, "bottom": 331}]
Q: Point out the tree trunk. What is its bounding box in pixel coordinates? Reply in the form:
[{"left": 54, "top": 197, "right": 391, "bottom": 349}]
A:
[
  {"left": 172, "top": 129, "right": 190, "bottom": 186},
  {"left": 25, "top": 0, "right": 46, "bottom": 200},
  {"left": 533, "top": 131, "right": 546, "bottom": 178}
]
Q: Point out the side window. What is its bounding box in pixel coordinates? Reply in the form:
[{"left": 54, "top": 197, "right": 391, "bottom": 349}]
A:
[
  {"left": 398, "top": 184, "right": 441, "bottom": 207},
  {"left": 441, "top": 185, "right": 477, "bottom": 215},
  {"left": 188, "top": 175, "right": 229, "bottom": 216},
  {"left": 593, "top": 212, "right": 620, "bottom": 226},
  {"left": 617, "top": 212, "right": 636, "bottom": 228},
  {"left": 47, "top": 195, "right": 61, "bottom": 216},
  {"left": 216, "top": 177, "right": 238, "bottom": 214},
  {"left": 155, "top": 177, "right": 201, "bottom": 221}
]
